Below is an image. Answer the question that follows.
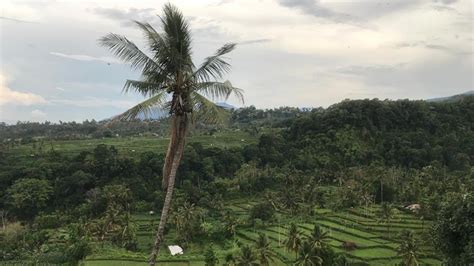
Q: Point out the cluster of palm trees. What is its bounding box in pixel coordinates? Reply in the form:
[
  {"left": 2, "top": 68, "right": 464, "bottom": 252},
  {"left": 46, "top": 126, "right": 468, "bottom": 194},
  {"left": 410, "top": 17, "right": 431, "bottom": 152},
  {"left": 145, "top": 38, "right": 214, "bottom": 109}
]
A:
[
  {"left": 284, "top": 223, "right": 333, "bottom": 265},
  {"left": 222, "top": 233, "right": 275, "bottom": 266}
]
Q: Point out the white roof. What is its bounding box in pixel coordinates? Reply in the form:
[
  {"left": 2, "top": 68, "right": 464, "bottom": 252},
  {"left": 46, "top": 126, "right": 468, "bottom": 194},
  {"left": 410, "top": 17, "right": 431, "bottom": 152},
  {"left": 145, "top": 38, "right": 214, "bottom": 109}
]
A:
[{"left": 168, "top": 245, "right": 183, "bottom": 256}]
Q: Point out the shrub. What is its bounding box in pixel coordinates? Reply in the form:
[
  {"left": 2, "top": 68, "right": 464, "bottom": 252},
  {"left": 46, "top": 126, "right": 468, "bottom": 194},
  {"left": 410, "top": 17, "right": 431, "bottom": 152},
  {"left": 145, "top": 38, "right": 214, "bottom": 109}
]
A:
[
  {"left": 0, "top": 222, "right": 28, "bottom": 260},
  {"left": 132, "top": 200, "right": 153, "bottom": 212},
  {"left": 35, "top": 213, "right": 62, "bottom": 229},
  {"left": 249, "top": 202, "right": 274, "bottom": 222}
]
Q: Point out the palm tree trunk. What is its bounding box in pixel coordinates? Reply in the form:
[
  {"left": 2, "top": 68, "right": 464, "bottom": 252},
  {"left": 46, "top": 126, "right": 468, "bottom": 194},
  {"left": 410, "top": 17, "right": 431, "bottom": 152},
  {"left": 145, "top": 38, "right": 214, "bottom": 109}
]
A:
[
  {"left": 162, "top": 116, "right": 180, "bottom": 189},
  {"left": 149, "top": 114, "right": 188, "bottom": 266}
]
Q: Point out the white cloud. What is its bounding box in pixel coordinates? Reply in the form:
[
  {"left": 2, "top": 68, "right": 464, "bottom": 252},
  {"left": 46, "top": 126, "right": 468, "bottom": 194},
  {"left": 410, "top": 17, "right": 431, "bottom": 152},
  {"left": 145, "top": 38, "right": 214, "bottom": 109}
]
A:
[
  {"left": 0, "top": 73, "right": 47, "bottom": 106},
  {"left": 30, "top": 109, "right": 47, "bottom": 121},
  {"left": 50, "top": 97, "right": 136, "bottom": 109},
  {"left": 50, "top": 52, "right": 121, "bottom": 64}
]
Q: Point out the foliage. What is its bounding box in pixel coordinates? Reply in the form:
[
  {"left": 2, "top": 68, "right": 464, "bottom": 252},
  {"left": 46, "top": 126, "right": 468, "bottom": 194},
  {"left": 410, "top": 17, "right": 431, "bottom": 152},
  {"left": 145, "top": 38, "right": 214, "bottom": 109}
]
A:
[
  {"left": 432, "top": 192, "right": 474, "bottom": 264},
  {"left": 294, "top": 240, "right": 323, "bottom": 266},
  {"left": 397, "top": 230, "right": 419, "bottom": 266},
  {"left": 7, "top": 178, "right": 53, "bottom": 220},
  {"left": 172, "top": 201, "right": 206, "bottom": 243},
  {"left": 204, "top": 244, "right": 219, "bottom": 266},
  {"left": 254, "top": 233, "right": 275, "bottom": 265},
  {"left": 378, "top": 202, "right": 395, "bottom": 237},
  {"left": 308, "top": 225, "right": 329, "bottom": 250},
  {"left": 249, "top": 202, "right": 275, "bottom": 223},
  {"left": 0, "top": 97, "right": 472, "bottom": 264},
  {"left": 284, "top": 223, "right": 302, "bottom": 257},
  {"left": 235, "top": 245, "right": 258, "bottom": 266}
]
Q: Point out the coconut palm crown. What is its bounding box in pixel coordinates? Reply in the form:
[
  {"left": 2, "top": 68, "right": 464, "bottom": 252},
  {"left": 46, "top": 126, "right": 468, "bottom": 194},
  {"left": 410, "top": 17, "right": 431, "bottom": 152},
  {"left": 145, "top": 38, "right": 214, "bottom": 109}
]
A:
[{"left": 100, "top": 4, "right": 243, "bottom": 124}]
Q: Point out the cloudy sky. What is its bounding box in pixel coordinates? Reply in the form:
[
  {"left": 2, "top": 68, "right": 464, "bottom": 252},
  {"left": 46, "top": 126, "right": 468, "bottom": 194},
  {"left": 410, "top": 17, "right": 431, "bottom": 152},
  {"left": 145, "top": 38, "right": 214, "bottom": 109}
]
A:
[{"left": 0, "top": 0, "right": 472, "bottom": 123}]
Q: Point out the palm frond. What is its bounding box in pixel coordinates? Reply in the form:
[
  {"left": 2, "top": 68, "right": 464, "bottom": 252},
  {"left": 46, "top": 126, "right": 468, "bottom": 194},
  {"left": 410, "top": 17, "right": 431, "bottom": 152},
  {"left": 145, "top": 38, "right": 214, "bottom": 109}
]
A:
[
  {"left": 98, "top": 33, "right": 160, "bottom": 72},
  {"left": 133, "top": 20, "right": 177, "bottom": 78},
  {"left": 191, "top": 92, "right": 229, "bottom": 124},
  {"left": 133, "top": 20, "right": 167, "bottom": 53},
  {"left": 122, "top": 80, "right": 167, "bottom": 98},
  {"left": 161, "top": 4, "right": 192, "bottom": 55},
  {"left": 193, "top": 43, "right": 236, "bottom": 82},
  {"left": 194, "top": 81, "right": 244, "bottom": 104},
  {"left": 158, "top": 4, "right": 193, "bottom": 73},
  {"left": 114, "top": 92, "right": 168, "bottom": 121}
]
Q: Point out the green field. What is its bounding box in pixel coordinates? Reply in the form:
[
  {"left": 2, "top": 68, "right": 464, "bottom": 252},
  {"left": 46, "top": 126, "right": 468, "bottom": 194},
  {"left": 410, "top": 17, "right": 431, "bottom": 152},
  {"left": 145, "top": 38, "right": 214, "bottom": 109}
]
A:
[
  {"left": 5, "top": 131, "right": 257, "bottom": 161},
  {"left": 82, "top": 199, "right": 441, "bottom": 265}
]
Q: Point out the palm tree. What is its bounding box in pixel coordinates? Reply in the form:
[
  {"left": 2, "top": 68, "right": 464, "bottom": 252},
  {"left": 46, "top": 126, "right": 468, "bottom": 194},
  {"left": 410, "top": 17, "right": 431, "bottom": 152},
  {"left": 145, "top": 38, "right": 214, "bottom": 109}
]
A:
[
  {"left": 224, "top": 253, "right": 236, "bottom": 266},
  {"left": 284, "top": 223, "right": 302, "bottom": 258},
  {"left": 235, "top": 245, "right": 259, "bottom": 266},
  {"left": 255, "top": 233, "right": 275, "bottom": 265},
  {"left": 99, "top": 4, "right": 243, "bottom": 265},
  {"left": 294, "top": 241, "right": 323, "bottom": 266},
  {"left": 378, "top": 202, "right": 394, "bottom": 238},
  {"left": 333, "top": 254, "right": 349, "bottom": 266},
  {"left": 308, "top": 225, "right": 329, "bottom": 250},
  {"left": 280, "top": 188, "right": 299, "bottom": 213},
  {"left": 173, "top": 201, "right": 202, "bottom": 243},
  {"left": 398, "top": 231, "right": 419, "bottom": 266}
]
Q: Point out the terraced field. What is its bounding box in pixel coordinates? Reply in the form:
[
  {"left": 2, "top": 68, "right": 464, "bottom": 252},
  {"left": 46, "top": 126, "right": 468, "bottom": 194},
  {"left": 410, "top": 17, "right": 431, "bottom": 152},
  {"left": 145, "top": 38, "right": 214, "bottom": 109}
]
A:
[
  {"left": 82, "top": 199, "right": 442, "bottom": 265},
  {"left": 5, "top": 131, "right": 257, "bottom": 162}
]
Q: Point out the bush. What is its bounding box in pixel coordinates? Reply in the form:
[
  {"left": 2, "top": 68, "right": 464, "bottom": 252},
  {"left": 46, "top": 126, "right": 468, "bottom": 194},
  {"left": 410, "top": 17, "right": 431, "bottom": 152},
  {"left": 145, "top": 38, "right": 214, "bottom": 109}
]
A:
[
  {"left": 66, "top": 240, "right": 91, "bottom": 261},
  {"left": 0, "top": 222, "right": 28, "bottom": 260},
  {"left": 132, "top": 200, "right": 153, "bottom": 212},
  {"left": 249, "top": 202, "right": 274, "bottom": 222},
  {"left": 35, "top": 243, "right": 70, "bottom": 264},
  {"left": 34, "top": 213, "right": 63, "bottom": 229}
]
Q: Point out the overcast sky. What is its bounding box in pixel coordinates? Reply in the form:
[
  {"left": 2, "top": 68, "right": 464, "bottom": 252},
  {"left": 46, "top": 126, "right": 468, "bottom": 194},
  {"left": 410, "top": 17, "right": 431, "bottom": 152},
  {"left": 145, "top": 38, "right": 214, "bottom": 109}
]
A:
[{"left": 0, "top": 0, "right": 472, "bottom": 123}]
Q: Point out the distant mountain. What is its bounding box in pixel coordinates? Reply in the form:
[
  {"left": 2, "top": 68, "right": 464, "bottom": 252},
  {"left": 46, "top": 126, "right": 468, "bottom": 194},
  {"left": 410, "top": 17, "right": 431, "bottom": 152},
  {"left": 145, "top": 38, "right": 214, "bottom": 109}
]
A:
[
  {"left": 216, "top": 102, "right": 236, "bottom": 110},
  {"left": 426, "top": 91, "right": 474, "bottom": 103}
]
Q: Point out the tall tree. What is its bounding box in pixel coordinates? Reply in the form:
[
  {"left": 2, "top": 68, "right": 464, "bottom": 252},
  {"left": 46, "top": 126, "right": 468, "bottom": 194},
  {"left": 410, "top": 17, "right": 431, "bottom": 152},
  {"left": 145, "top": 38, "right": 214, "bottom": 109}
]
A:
[
  {"left": 7, "top": 178, "right": 53, "bottom": 220},
  {"left": 204, "top": 245, "right": 219, "bottom": 266},
  {"left": 397, "top": 231, "right": 419, "bottom": 266},
  {"left": 308, "top": 225, "right": 329, "bottom": 251},
  {"left": 255, "top": 233, "right": 275, "bottom": 265},
  {"left": 378, "top": 202, "right": 394, "bottom": 238},
  {"left": 284, "top": 223, "right": 302, "bottom": 258},
  {"left": 294, "top": 240, "right": 323, "bottom": 266},
  {"left": 99, "top": 4, "right": 243, "bottom": 265},
  {"left": 432, "top": 192, "right": 473, "bottom": 264},
  {"left": 235, "top": 245, "right": 259, "bottom": 266}
]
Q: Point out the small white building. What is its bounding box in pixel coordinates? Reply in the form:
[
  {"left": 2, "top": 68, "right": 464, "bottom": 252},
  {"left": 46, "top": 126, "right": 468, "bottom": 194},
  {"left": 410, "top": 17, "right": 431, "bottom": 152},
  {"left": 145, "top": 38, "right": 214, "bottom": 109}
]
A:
[{"left": 168, "top": 245, "right": 183, "bottom": 256}]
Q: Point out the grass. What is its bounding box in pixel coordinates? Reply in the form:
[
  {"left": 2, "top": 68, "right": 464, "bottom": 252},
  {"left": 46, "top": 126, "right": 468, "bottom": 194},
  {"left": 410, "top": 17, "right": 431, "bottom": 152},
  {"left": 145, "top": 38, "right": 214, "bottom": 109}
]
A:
[{"left": 5, "top": 131, "right": 257, "bottom": 162}]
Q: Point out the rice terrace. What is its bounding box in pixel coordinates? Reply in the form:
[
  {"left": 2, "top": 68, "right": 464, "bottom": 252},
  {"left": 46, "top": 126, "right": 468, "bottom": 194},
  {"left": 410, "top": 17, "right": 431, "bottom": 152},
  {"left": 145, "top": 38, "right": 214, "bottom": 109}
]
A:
[{"left": 0, "top": 1, "right": 472, "bottom": 266}]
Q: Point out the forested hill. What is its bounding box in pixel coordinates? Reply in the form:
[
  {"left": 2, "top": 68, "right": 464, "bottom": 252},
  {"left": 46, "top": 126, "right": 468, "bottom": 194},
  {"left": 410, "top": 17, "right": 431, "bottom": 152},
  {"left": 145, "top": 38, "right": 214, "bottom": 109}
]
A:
[{"left": 251, "top": 96, "right": 474, "bottom": 172}]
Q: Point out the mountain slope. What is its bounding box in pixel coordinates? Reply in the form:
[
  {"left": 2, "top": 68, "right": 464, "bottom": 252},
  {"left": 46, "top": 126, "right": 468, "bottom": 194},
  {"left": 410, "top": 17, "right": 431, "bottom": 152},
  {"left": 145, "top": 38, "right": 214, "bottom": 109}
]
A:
[{"left": 426, "top": 90, "right": 474, "bottom": 103}]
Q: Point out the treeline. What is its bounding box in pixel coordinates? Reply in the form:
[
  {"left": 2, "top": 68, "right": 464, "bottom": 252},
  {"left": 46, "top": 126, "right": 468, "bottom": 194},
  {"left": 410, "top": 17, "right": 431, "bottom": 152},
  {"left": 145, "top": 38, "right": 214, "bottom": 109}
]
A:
[
  {"left": 0, "top": 106, "right": 307, "bottom": 142},
  {"left": 0, "top": 120, "right": 167, "bottom": 141}
]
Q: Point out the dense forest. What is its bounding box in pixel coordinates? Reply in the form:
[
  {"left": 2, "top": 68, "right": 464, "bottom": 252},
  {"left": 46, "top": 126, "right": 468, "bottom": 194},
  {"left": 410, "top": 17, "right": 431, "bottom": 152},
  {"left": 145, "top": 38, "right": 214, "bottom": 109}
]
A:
[{"left": 0, "top": 97, "right": 473, "bottom": 265}]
